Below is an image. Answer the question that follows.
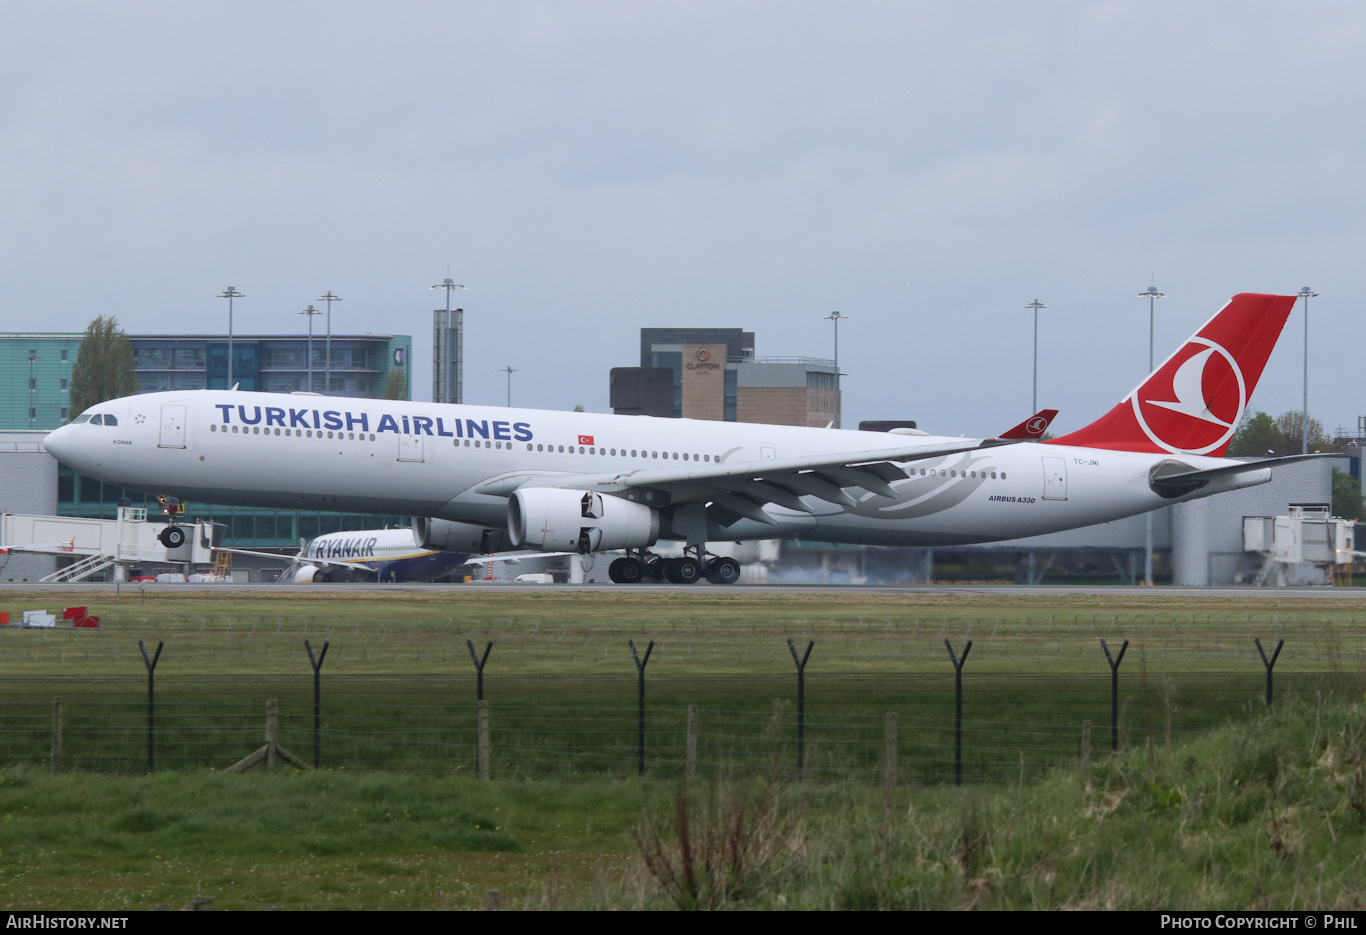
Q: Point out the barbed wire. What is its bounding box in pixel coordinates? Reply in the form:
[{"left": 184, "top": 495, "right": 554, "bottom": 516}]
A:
[{"left": 2, "top": 667, "right": 1358, "bottom": 783}]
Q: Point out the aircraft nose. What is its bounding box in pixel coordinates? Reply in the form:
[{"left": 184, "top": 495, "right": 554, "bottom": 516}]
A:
[{"left": 43, "top": 424, "right": 78, "bottom": 466}]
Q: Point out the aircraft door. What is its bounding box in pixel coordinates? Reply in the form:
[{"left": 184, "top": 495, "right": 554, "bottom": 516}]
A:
[
  {"left": 1042, "top": 456, "right": 1068, "bottom": 500},
  {"left": 398, "top": 432, "right": 424, "bottom": 462},
  {"left": 158, "top": 404, "right": 186, "bottom": 449}
]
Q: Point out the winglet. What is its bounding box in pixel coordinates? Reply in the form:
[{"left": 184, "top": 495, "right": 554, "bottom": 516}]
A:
[
  {"left": 998, "top": 409, "right": 1058, "bottom": 440},
  {"left": 1048, "top": 293, "right": 1297, "bottom": 456}
]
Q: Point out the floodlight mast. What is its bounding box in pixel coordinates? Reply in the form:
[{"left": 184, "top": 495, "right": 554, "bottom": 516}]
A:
[
  {"left": 318, "top": 292, "right": 342, "bottom": 396},
  {"left": 502, "top": 365, "right": 518, "bottom": 407},
  {"left": 1298, "top": 286, "right": 1318, "bottom": 455},
  {"left": 217, "top": 287, "right": 244, "bottom": 388},
  {"left": 1137, "top": 283, "right": 1165, "bottom": 588},
  {"left": 1025, "top": 300, "right": 1047, "bottom": 414},
  {"left": 25, "top": 350, "right": 40, "bottom": 429},
  {"left": 823, "top": 311, "right": 848, "bottom": 428},
  {"left": 298, "top": 305, "right": 322, "bottom": 392}
]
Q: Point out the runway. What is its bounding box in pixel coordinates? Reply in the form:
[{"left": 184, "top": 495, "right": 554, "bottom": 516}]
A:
[{"left": 4, "top": 581, "right": 1366, "bottom": 600}]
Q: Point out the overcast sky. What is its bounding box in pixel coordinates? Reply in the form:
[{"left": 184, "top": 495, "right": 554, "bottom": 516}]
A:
[{"left": 3, "top": 1, "right": 1364, "bottom": 438}]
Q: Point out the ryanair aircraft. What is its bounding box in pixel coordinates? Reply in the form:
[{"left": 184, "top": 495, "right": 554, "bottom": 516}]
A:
[
  {"left": 222, "top": 527, "right": 476, "bottom": 583},
  {"left": 44, "top": 293, "right": 1321, "bottom": 585}
]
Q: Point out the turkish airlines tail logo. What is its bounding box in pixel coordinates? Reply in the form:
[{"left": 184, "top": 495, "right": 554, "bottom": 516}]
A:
[{"left": 1049, "top": 293, "right": 1297, "bottom": 456}]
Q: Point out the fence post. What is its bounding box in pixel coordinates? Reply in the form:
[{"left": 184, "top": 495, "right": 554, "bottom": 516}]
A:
[
  {"left": 265, "top": 699, "right": 279, "bottom": 775},
  {"left": 138, "top": 640, "right": 163, "bottom": 773},
  {"left": 1255, "top": 638, "right": 1284, "bottom": 707},
  {"left": 686, "top": 705, "right": 698, "bottom": 780},
  {"left": 1100, "top": 639, "right": 1129, "bottom": 753},
  {"left": 51, "top": 698, "right": 63, "bottom": 777},
  {"left": 629, "top": 639, "right": 654, "bottom": 778},
  {"left": 788, "top": 639, "right": 814, "bottom": 780},
  {"left": 884, "top": 711, "right": 897, "bottom": 791},
  {"left": 477, "top": 699, "right": 490, "bottom": 781},
  {"left": 304, "top": 639, "right": 329, "bottom": 769},
  {"left": 945, "top": 639, "right": 972, "bottom": 786},
  {"left": 466, "top": 640, "right": 493, "bottom": 777}
]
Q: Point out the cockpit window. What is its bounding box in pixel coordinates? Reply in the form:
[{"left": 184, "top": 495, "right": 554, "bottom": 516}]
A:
[
  {"left": 72, "top": 414, "right": 91, "bottom": 424},
  {"left": 89, "top": 414, "right": 103, "bottom": 425},
  {"left": 103, "top": 415, "right": 118, "bottom": 426}
]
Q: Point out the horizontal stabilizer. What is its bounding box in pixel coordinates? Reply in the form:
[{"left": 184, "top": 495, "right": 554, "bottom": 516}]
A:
[{"left": 1149, "top": 452, "right": 1336, "bottom": 498}]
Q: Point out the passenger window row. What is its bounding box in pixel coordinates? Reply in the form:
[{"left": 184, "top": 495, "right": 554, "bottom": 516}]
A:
[
  {"left": 524, "top": 443, "right": 718, "bottom": 462},
  {"left": 913, "top": 467, "right": 1007, "bottom": 480},
  {"left": 210, "top": 424, "right": 377, "bottom": 441}
]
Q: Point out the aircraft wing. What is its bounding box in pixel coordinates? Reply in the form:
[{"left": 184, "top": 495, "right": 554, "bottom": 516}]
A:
[
  {"left": 456, "top": 550, "right": 571, "bottom": 567},
  {"left": 508, "top": 435, "right": 1021, "bottom": 524},
  {"left": 213, "top": 547, "right": 378, "bottom": 573},
  {"left": 998, "top": 409, "right": 1059, "bottom": 440}
]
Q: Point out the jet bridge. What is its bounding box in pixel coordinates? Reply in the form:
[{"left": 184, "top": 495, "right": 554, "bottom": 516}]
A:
[
  {"left": 1242, "top": 505, "right": 1356, "bottom": 586},
  {"left": 0, "top": 506, "right": 221, "bottom": 583}
]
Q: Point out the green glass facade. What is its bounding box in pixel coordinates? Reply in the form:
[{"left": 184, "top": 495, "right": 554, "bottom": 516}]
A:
[
  {"left": 58, "top": 465, "right": 409, "bottom": 548},
  {"left": 0, "top": 332, "right": 412, "bottom": 429},
  {"left": 0, "top": 334, "right": 84, "bottom": 430}
]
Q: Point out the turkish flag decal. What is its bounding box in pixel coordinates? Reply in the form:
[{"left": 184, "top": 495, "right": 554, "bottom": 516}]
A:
[{"left": 578, "top": 435, "right": 595, "bottom": 445}]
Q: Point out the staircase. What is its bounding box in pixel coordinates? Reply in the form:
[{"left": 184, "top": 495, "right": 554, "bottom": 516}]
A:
[
  {"left": 212, "top": 549, "right": 232, "bottom": 578},
  {"left": 41, "top": 552, "right": 115, "bottom": 583}
]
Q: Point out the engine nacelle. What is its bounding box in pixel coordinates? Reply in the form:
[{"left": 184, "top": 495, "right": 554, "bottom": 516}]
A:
[
  {"left": 508, "top": 488, "right": 659, "bottom": 553},
  {"left": 413, "top": 517, "right": 507, "bottom": 554}
]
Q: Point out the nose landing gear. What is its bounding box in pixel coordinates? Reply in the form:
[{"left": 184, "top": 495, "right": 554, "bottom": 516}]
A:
[
  {"left": 158, "top": 526, "right": 186, "bottom": 549},
  {"left": 156, "top": 496, "right": 186, "bottom": 549}
]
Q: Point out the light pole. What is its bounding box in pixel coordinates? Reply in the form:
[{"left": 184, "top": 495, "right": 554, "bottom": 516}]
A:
[
  {"left": 502, "top": 366, "right": 518, "bottom": 407},
  {"left": 1025, "top": 299, "right": 1047, "bottom": 414},
  {"left": 823, "top": 311, "right": 848, "bottom": 428},
  {"left": 218, "top": 287, "right": 244, "bottom": 388},
  {"left": 318, "top": 291, "right": 342, "bottom": 395},
  {"left": 431, "top": 278, "right": 466, "bottom": 404},
  {"left": 1298, "top": 286, "right": 1318, "bottom": 454},
  {"left": 1138, "top": 284, "right": 1165, "bottom": 587},
  {"left": 298, "top": 305, "right": 322, "bottom": 392},
  {"left": 26, "top": 350, "right": 40, "bottom": 429}
]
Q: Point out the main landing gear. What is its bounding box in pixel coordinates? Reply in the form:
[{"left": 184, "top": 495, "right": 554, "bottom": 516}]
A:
[{"left": 607, "top": 547, "right": 741, "bottom": 585}]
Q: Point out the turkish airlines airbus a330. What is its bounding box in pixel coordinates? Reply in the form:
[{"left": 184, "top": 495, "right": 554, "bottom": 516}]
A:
[{"left": 44, "top": 293, "right": 1318, "bottom": 584}]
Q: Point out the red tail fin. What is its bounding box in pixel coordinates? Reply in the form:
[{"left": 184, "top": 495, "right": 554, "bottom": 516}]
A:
[
  {"left": 1048, "top": 293, "right": 1296, "bottom": 456},
  {"left": 998, "top": 409, "right": 1058, "bottom": 440}
]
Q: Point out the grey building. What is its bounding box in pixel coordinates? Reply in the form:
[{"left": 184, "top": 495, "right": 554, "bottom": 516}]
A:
[
  {"left": 613, "top": 327, "right": 841, "bottom": 427},
  {"left": 0, "top": 431, "right": 58, "bottom": 581}
]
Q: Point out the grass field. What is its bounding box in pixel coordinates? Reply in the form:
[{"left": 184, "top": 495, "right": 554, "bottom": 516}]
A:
[
  {"left": 0, "top": 587, "right": 1364, "bottom": 908},
  {"left": 2, "top": 695, "right": 1366, "bottom": 909}
]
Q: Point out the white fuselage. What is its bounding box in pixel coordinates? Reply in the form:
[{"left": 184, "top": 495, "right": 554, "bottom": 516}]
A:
[{"left": 44, "top": 390, "right": 1266, "bottom": 549}]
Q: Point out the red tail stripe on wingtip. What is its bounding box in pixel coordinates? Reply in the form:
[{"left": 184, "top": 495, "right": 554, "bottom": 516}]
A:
[
  {"left": 1047, "top": 293, "right": 1297, "bottom": 456},
  {"left": 999, "top": 409, "right": 1059, "bottom": 440}
]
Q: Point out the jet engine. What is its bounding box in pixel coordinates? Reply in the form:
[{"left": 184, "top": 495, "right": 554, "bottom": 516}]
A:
[
  {"left": 413, "top": 517, "right": 508, "bottom": 554},
  {"left": 508, "top": 488, "right": 659, "bottom": 553}
]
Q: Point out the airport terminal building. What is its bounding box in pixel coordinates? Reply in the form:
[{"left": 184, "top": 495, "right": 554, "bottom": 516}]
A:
[
  {"left": 0, "top": 331, "right": 412, "bottom": 431},
  {"left": 611, "top": 327, "right": 842, "bottom": 428}
]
